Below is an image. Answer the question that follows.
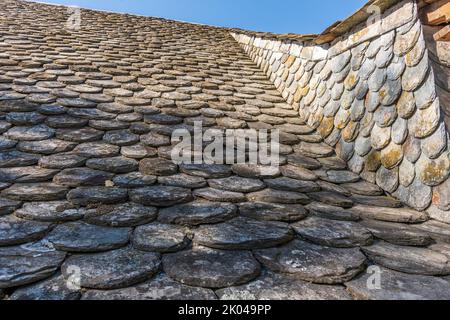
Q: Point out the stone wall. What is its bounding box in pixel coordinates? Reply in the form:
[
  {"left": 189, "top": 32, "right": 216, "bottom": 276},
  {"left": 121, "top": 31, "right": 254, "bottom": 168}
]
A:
[{"left": 230, "top": 0, "right": 450, "bottom": 219}]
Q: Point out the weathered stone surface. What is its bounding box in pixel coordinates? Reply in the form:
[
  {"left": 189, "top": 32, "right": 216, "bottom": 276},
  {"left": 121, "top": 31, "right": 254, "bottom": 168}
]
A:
[
  {"left": 413, "top": 220, "right": 450, "bottom": 243},
  {"left": 0, "top": 243, "right": 66, "bottom": 289},
  {"left": 0, "top": 166, "right": 58, "bottom": 183},
  {"left": 232, "top": 164, "right": 280, "bottom": 179},
  {"left": 56, "top": 128, "right": 104, "bottom": 143},
  {"left": 349, "top": 204, "right": 428, "bottom": 223},
  {"left": 216, "top": 270, "right": 351, "bottom": 300},
  {"left": 163, "top": 246, "right": 260, "bottom": 288},
  {"left": 82, "top": 273, "right": 216, "bottom": 300},
  {"left": 9, "top": 274, "right": 81, "bottom": 300},
  {"left": 411, "top": 99, "right": 440, "bottom": 139},
  {"left": 17, "top": 139, "right": 76, "bottom": 155},
  {"left": 371, "top": 124, "right": 391, "bottom": 150},
  {"left": 307, "top": 191, "right": 353, "bottom": 208},
  {"left": 306, "top": 202, "right": 360, "bottom": 221},
  {"left": 158, "top": 174, "right": 206, "bottom": 189},
  {"left": 376, "top": 166, "right": 399, "bottom": 193},
  {"left": 247, "top": 188, "right": 310, "bottom": 205},
  {"left": 0, "top": 150, "right": 39, "bottom": 168},
  {"left": 297, "top": 142, "right": 334, "bottom": 158},
  {"left": 394, "top": 179, "right": 433, "bottom": 211},
  {"left": 15, "top": 201, "right": 85, "bottom": 222},
  {"left": 427, "top": 205, "right": 450, "bottom": 224},
  {"left": 402, "top": 50, "right": 429, "bottom": 92},
  {"left": 380, "top": 142, "right": 403, "bottom": 169},
  {"left": 62, "top": 247, "right": 160, "bottom": 289},
  {"left": 362, "top": 241, "right": 450, "bottom": 276},
  {"left": 254, "top": 240, "right": 366, "bottom": 284},
  {"left": 194, "top": 187, "right": 246, "bottom": 203},
  {"left": 5, "top": 124, "right": 55, "bottom": 141},
  {"left": 360, "top": 214, "right": 432, "bottom": 245},
  {"left": 341, "top": 181, "right": 383, "bottom": 196},
  {"left": 264, "top": 177, "right": 320, "bottom": 193},
  {"left": 46, "top": 221, "right": 131, "bottom": 252},
  {"left": 346, "top": 266, "right": 450, "bottom": 300},
  {"left": 67, "top": 187, "right": 128, "bottom": 206},
  {"left": 292, "top": 217, "right": 373, "bottom": 248},
  {"left": 139, "top": 158, "right": 178, "bottom": 176},
  {"left": 324, "top": 170, "right": 360, "bottom": 184},
  {"left": 86, "top": 156, "right": 138, "bottom": 174},
  {"left": 280, "top": 164, "right": 317, "bottom": 181},
  {"left": 287, "top": 153, "right": 322, "bottom": 170},
  {"left": 1, "top": 183, "right": 68, "bottom": 201},
  {"left": 73, "top": 142, "right": 120, "bottom": 158},
  {"left": 0, "top": 197, "right": 21, "bottom": 216},
  {"left": 39, "top": 153, "right": 87, "bottom": 169},
  {"left": 351, "top": 194, "right": 402, "bottom": 208},
  {"left": 54, "top": 168, "right": 114, "bottom": 187},
  {"left": 140, "top": 131, "right": 170, "bottom": 147},
  {"left": 0, "top": 215, "right": 51, "bottom": 246},
  {"left": 121, "top": 144, "right": 157, "bottom": 159},
  {"left": 129, "top": 186, "right": 193, "bottom": 207},
  {"left": 132, "top": 223, "right": 190, "bottom": 253},
  {"left": 416, "top": 153, "right": 450, "bottom": 187},
  {"left": 180, "top": 164, "right": 231, "bottom": 179},
  {"left": 85, "top": 203, "right": 157, "bottom": 227},
  {"left": 239, "top": 202, "right": 307, "bottom": 222},
  {"left": 194, "top": 217, "right": 293, "bottom": 250},
  {"left": 208, "top": 176, "right": 265, "bottom": 193},
  {"left": 158, "top": 201, "right": 237, "bottom": 226},
  {"left": 103, "top": 130, "right": 139, "bottom": 146},
  {"left": 112, "top": 172, "right": 155, "bottom": 188}
]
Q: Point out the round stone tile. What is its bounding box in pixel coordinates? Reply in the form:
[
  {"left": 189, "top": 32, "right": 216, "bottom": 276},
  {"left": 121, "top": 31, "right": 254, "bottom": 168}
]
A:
[
  {"left": 9, "top": 274, "right": 81, "bottom": 300},
  {"left": 239, "top": 202, "right": 308, "bottom": 222},
  {"left": 0, "top": 215, "right": 52, "bottom": 246},
  {"left": 132, "top": 223, "right": 190, "bottom": 253},
  {"left": 158, "top": 201, "right": 237, "bottom": 226},
  {"left": 254, "top": 239, "right": 366, "bottom": 284},
  {"left": 194, "top": 217, "right": 294, "bottom": 250},
  {"left": 46, "top": 221, "right": 131, "bottom": 252},
  {"left": 129, "top": 186, "right": 193, "bottom": 207},
  {"left": 0, "top": 243, "right": 66, "bottom": 289},
  {"left": 15, "top": 201, "right": 85, "bottom": 222},
  {"left": 84, "top": 203, "right": 157, "bottom": 227},
  {"left": 292, "top": 216, "right": 373, "bottom": 248},
  {"left": 162, "top": 246, "right": 261, "bottom": 288},
  {"left": 62, "top": 247, "right": 160, "bottom": 289},
  {"left": 82, "top": 273, "right": 216, "bottom": 300}
]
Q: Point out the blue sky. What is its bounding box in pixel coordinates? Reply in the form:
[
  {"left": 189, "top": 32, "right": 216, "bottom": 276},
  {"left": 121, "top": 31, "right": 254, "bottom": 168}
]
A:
[{"left": 36, "top": 0, "right": 368, "bottom": 34}]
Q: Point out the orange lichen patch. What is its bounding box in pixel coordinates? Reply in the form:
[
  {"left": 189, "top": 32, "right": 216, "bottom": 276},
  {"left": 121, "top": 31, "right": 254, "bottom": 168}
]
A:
[
  {"left": 405, "top": 41, "right": 424, "bottom": 66},
  {"left": 348, "top": 27, "right": 371, "bottom": 45},
  {"left": 418, "top": 153, "right": 450, "bottom": 186},
  {"left": 335, "top": 109, "right": 351, "bottom": 130},
  {"left": 366, "top": 149, "right": 382, "bottom": 172},
  {"left": 293, "top": 87, "right": 303, "bottom": 103},
  {"left": 380, "top": 143, "right": 404, "bottom": 169},
  {"left": 344, "top": 71, "right": 359, "bottom": 90},
  {"left": 285, "top": 55, "right": 297, "bottom": 68},
  {"left": 317, "top": 116, "right": 335, "bottom": 138},
  {"left": 342, "top": 121, "right": 360, "bottom": 142}
]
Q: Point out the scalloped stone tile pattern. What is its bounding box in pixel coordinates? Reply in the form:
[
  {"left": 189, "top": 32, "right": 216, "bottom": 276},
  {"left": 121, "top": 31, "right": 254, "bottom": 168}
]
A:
[
  {"left": 0, "top": 0, "right": 449, "bottom": 300},
  {"left": 231, "top": 1, "right": 450, "bottom": 214}
]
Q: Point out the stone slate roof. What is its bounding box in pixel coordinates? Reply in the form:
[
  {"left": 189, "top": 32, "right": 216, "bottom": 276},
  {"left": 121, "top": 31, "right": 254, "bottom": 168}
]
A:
[{"left": 0, "top": 0, "right": 449, "bottom": 300}]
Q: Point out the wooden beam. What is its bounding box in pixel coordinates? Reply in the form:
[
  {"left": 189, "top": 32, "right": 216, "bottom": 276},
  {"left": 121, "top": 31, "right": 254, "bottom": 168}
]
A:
[
  {"left": 421, "top": 0, "right": 450, "bottom": 25},
  {"left": 434, "top": 25, "right": 450, "bottom": 41}
]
